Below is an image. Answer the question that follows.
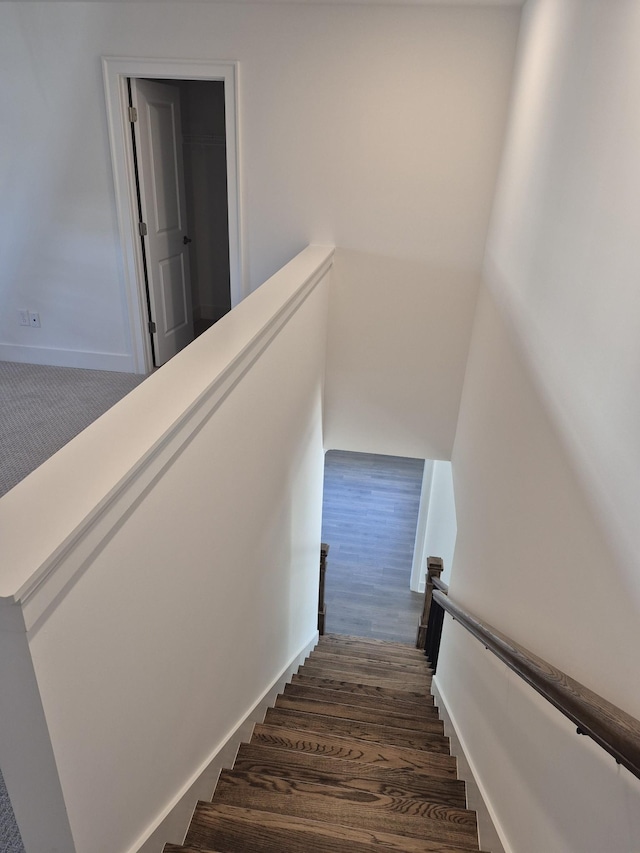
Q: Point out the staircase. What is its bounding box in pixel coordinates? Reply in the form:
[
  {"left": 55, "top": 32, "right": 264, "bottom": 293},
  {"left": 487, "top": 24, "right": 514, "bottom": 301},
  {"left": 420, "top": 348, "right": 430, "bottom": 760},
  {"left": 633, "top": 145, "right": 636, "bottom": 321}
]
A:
[{"left": 164, "top": 633, "right": 487, "bottom": 853}]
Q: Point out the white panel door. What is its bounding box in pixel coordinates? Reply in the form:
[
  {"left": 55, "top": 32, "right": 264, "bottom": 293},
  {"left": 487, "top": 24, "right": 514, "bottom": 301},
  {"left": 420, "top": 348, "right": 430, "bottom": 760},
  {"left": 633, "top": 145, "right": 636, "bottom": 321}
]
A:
[{"left": 131, "top": 79, "right": 194, "bottom": 366}]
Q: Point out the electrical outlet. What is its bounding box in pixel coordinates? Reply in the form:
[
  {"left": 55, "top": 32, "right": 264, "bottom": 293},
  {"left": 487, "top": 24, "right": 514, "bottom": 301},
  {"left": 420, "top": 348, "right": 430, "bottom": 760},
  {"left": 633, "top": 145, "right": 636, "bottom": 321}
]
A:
[
  {"left": 29, "top": 312, "right": 41, "bottom": 328},
  {"left": 18, "top": 310, "right": 30, "bottom": 326}
]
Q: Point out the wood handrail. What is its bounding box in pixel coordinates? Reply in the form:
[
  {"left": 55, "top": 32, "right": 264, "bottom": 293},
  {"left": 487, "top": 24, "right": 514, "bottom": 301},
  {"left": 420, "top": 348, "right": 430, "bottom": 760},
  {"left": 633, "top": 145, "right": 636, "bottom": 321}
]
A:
[
  {"left": 416, "top": 556, "right": 443, "bottom": 649},
  {"left": 318, "top": 543, "right": 329, "bottom": 635},
  {"left": 432, "top": 589, "right": 640, "bottom": 781},
  {"left": 432, "top": 576, "right": 449, "bottom": 594}
]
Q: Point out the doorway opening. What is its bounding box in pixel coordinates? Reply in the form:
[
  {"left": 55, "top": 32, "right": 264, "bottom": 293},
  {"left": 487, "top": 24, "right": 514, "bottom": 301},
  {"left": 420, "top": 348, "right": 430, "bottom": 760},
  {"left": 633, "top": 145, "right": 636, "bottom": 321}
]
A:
[
  {"left": 128, "top": 78, "right": 231, "bottom": 367},
  {"left": 102, "top": 57, "right": 243, "bottom": 374},
  {"left": 321, "top": 450, "right": 425, "bottom": 644},
  {"left": 320, "top": 451, "right": 457, "bottom": 644}
]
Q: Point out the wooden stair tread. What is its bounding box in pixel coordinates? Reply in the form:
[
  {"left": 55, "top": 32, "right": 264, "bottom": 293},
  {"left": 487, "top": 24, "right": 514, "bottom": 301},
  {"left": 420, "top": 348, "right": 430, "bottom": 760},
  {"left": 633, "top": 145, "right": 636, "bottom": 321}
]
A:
[
  {"left": 183, "top": 802, "right": 488, "bottom": 853},
  {"left": 251, "top": 724, "right": 458, "bottom": 777},
  {"left": 235, "top": 743, "right": 468, "bottom": 807},
  {"left": 317, "top": 639, "right": 428, "bottom": 663},
  {"left": 284, "top": 681, "right": 435, "bottom": 712},
  {"left": 310, "top": 648, "right": 431, "bottom": 673},
  {"left": 303, "top": 658, "right": 432, "bottom": 684},
  {"left": 264, "top": 707, "right": 448, "bottom": 751},
  {"left": 211, "top": 770, "right": 480, "bottom": 849},
  {"left": 323, "top": 633, "right": 422, "bottom": 652},
  {"left": 295, "top": 669, "right": 432, "bottom": 695},
  {"left": 292, "top": 673, "right": 432, "bottom": 702},
  {"left": 275, "top": 694, "right": 440, "bottom": 729}
]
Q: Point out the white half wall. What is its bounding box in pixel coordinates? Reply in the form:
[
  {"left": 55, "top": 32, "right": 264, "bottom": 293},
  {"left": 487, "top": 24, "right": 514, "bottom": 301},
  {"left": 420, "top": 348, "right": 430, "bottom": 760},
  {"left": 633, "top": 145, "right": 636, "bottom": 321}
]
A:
[{"left": 0, "top": 246, "right": 332, "bottom": 853}]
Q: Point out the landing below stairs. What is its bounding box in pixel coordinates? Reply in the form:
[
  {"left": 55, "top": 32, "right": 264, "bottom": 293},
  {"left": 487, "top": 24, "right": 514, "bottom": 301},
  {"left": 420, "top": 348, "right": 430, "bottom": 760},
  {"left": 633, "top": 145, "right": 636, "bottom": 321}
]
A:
[{"left": 164, "top": 634, "right": 488, "bottom": 853}]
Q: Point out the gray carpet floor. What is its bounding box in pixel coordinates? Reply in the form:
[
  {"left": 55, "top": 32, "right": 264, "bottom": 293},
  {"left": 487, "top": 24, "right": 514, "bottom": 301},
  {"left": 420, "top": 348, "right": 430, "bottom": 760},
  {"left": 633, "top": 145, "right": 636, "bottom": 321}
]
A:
[
  {"left": 0, "top": 361, "right": 145, "bottom": 497},
  {"left": 321, "top": 449, "right": 425, "bottom": 644},
  {"left": 0, "top": 360, "right": 146, "bottom": 851}
]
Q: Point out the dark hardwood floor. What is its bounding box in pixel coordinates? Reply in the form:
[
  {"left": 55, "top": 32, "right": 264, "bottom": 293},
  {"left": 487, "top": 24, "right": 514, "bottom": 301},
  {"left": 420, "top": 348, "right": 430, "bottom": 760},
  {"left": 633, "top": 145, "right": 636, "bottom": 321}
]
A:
[{"left": 321, "top": 450, "right": 425, "bottom": 643}]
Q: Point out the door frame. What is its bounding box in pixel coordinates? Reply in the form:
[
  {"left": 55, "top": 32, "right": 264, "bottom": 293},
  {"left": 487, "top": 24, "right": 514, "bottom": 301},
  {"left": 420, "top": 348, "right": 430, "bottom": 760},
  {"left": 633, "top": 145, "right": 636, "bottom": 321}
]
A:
[{"left": 102, "top": 57, "right": 244, "bottom": 373}]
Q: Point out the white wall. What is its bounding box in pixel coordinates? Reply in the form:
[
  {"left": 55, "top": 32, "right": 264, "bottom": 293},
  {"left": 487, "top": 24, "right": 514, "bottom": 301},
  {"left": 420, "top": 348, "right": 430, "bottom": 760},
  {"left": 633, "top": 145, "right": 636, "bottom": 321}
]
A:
[
  {"left": 438, "top": 2, "right": 640, "bottom": 849},
  {"left": 486, "top": 0, "right": 640, "bottom": 588},
  {"left": 424, "top": 461, "right": 457, "bottom": 585},
  {"left": 410, "top": 459, "right": 433, "bottom": 591},
  {"left": 323, "top": 250, "right": 483, "bottom": 459},
  {"left": 410, "top": 460, "right": 456, "bottom": 592},
  {"left": 0, "top": 1, "right": 519, "bottom": 456},
  {"left": 0, "top": 246, "right": 332, "bottom": 853}
]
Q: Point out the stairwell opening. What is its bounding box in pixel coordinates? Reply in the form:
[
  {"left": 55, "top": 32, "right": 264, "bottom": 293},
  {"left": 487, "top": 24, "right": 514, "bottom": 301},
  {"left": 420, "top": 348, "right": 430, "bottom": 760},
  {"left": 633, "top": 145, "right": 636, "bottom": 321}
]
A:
[{"left": 320, "top": 450, "right": 423, "bottom": 643}]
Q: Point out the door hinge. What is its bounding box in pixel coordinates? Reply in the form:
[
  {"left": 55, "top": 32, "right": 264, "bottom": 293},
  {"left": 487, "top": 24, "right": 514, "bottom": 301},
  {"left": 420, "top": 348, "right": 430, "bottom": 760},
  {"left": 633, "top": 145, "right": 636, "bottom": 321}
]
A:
[
  {"left": 129, "top": 106, "right": 138, "bottom": 123},
  {"left": 138, "top": 221, "right": 148, "bottom": 237},
  {"left": 148, "top": 320, "right": 156, "bottom": 334}
]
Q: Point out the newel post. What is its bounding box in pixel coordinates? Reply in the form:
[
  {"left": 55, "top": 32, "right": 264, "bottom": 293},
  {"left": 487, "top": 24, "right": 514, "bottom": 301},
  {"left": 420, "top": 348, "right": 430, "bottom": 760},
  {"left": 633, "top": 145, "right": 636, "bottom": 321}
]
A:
[
  {"left": 416, "top": 556, "right": 443, "bottom": 649},
  {"left": 318, "top": 543, "right": 329, "bottom": 635}
]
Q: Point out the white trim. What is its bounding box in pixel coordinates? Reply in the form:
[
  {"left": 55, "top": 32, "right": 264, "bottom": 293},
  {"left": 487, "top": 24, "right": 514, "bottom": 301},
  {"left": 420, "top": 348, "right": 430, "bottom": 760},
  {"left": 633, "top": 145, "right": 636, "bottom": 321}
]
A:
[
  {"left": 433, "top": 675, "right": 512, "bottom": 853},
  {"left": 410, "top": 459, "right": 434, "bottom": 592},
  {"left": 101, "top": 57, "right": 244, "bottom": 375},
  {"left": 12, "top": 251, "right": 334, "bottom": 632},
  {"left": 0, "top": 344, "right": 136, "bottom": 373},
  {"left": 132, "top": 630, "right": 318, "bottom": 853}
]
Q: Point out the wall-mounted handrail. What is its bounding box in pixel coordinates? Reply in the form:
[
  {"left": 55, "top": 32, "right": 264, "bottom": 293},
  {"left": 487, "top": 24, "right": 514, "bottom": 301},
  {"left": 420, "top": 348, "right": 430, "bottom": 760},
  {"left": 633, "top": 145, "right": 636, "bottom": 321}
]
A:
[{"left": 432, "top": 587, "right": 640, "bottom": 782}]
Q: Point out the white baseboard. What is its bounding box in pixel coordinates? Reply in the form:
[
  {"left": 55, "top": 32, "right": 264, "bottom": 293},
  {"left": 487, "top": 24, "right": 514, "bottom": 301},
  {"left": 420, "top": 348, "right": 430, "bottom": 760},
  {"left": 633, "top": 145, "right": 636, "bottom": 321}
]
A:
[
  {"left": 0, "top": 344, "right": 137, "bottom": 373},
  {"left": 133, "top": 630, "right": 319, "bottom": 853},
  {"left": 432, "top": 677, "right": 511, "bottom": 853}
]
